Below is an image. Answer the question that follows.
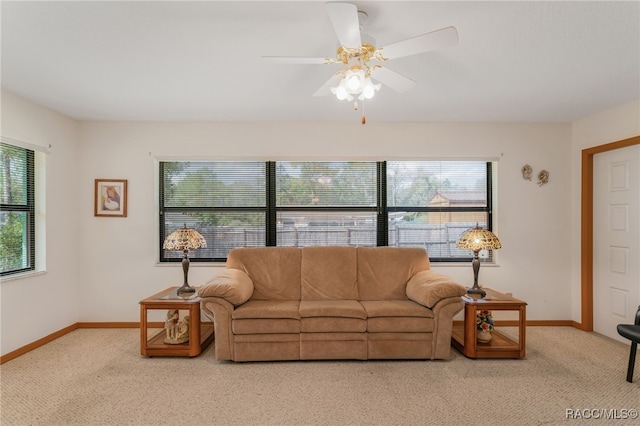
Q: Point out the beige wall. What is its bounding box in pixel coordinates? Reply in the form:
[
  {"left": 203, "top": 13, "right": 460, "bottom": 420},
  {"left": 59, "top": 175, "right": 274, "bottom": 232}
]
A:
[
  {"left": 1, "top": 90, "right": 81, "bottom": 354},
  {"left": 75, "top": 120, "right": 572, "bottom": 324},
  {"left": 569, "top": 99, "right": 640, "bottom": 322},
  {"left": 2, "top": 88, "right": 635, "bottom": 356}
]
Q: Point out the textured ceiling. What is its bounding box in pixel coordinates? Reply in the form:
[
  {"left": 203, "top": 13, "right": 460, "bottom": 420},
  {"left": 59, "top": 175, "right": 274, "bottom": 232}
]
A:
[{"left": 2, "top": 1, "right": 639, "bottom": 123}]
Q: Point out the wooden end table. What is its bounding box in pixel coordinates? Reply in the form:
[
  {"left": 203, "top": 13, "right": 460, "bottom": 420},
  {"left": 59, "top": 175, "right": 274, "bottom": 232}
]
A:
[
  {"left": 139, "top": 287, "right": 214, "bottom": 357},
  {"left": 451, "top": 287, "right": 527, "bottom": 359}
]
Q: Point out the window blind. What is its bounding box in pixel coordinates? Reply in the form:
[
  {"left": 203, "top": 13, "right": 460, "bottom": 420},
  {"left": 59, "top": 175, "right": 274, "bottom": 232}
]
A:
[
  {"left": 159, "top": 161, "right": 266, "bottom": 261},
  {"left": 275, "top": 161, "right": 378, "bottom": 247},
  {"left": 159, "top": 160, "right": 494, "bottom": 262},
  {"left": 387, "top": 161, "right": 492, "bottom": 260},
  {"left": 0, "top": 142, "right": 36, "bottom": 275}
]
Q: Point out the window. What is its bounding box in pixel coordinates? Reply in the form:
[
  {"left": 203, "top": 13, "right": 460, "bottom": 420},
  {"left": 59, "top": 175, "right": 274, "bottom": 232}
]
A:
[
  {"left": 0, "top": 143, "right": 35, "bottom": 275},
  {"left": 159, "top": 160, "right": 493, "bottom": 263},
  {"left": 275, "top": 162, "right": 378, "bottom": 247},
  {"left": 386, "top": 161, "right": 492, "bottom": 262},
  {"left": 159, "top": 161, "right": 266, "bottom": 262}
]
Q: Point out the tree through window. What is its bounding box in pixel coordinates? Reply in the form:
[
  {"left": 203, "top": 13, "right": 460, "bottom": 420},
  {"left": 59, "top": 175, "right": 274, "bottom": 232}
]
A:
[
  {"left": 159, "top": 160, "right": 494, "bottom": 262},
  {"left": 0, "top": 143, "right": 35, "bottom": 275}
]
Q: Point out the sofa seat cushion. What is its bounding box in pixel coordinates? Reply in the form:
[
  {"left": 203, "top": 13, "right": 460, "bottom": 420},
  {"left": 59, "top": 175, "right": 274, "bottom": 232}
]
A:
[
  {"left": 360, "top": 300, "right": 434, "bottom": 318},
  {"left": 301, "top": 317, "right": 366, "bottom": 333},
  {"left": 367, "top": 317, "right": 434, "bottom": 333},
  {"left": 232, "top": 300, "right": 300, "bottom": 319},
  {"left": 232, "top": 301, "right": 301, "bottom": 334},
  {"left": 299, "top": 300, "right": 367, "bottom": 333},
  {"left": 233, "top": 318, "right": 300, "bottom": 335},
  {"left": 361, "top": 300, "right": 435, "bottom": 333},
  {"left": 299, "top": 300, "right": 367, "bottom": 319}
]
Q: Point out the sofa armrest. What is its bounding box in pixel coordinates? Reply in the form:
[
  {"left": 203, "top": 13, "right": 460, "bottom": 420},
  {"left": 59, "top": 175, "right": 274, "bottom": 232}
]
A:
[
  {"left": 198, "top": 268, "right": 254, "bottom": 306},
  {"left": 406, "top": 270, "right": 466, "bottom": 309},
  {"left": 200, "top": 297, "right": 235, "bottom": 361}
]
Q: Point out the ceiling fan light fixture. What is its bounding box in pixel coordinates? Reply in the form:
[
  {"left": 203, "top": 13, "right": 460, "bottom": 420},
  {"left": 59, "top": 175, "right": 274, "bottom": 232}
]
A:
[
  {"left": 265, "top": 2, "right": 459, "bottom": 124},
  {"left": 358, "top": 78, "right": 381, "bottom": 100},
  {"left": 331, "top": 80, "right": 352, "bottom": 100},
  {"left": 344, "top": 67, "right": 365, "bottom": 93}
]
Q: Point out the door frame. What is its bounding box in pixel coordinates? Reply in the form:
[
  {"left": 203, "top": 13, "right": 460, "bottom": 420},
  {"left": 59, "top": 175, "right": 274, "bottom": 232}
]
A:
[{"left": 580, "top": 135, "right": 640, "bottom": 331}]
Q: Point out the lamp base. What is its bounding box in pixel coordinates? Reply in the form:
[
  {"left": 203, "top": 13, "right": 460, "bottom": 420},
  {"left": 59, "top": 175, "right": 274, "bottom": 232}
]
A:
[
  {"left": 177, "top": 250, "right": 195, "bottom": 296},
  {"left": 177, "top": 284, "right": 196, "bottom": 295},
  {"left": 467, "top": 286, "right": 486, "bottom": 299}
]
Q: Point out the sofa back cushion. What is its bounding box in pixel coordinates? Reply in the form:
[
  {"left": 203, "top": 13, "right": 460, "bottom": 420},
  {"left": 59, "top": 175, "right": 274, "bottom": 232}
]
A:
[
  {"left": 301, "top": 246, "right": 358, "bottom": 300},
  {"left": 357, "top": 247, "right": 431, "bottom": 300},
  {"left": 227, "top": 247, "right": 301, "bottom": 300}
]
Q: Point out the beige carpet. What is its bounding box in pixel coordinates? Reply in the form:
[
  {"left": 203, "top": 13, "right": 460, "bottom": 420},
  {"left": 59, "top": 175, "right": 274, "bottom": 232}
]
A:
[{"left": 1, "top": 327, "right": 638, "bottom": 426}]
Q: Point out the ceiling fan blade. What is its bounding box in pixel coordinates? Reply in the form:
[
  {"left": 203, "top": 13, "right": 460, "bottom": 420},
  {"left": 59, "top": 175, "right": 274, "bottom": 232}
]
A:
[
  {"left": 312, "top": 73, "right": 343, "bottom": 97},
  {"left": 326, "top": 2, "right": 362, "bottom": 48},
  {"left": 379, "top": 26, "right": 458, "bottom": 60},
  {"left": 371, "top": 67, "right": 416, "bottom": 93},
  {"left": 263, "top": 56, "right": 331, "bottom": 65}
]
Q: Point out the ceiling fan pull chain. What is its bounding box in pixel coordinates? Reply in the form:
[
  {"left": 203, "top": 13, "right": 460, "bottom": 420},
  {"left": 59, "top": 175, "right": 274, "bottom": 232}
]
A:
[{"left": 361, "top": 98, "right": 366, "bottom": 125}]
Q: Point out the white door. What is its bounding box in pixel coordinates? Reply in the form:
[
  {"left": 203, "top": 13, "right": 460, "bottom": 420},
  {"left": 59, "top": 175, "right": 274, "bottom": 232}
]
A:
[{"left": 593, "top": 144, "right": 640, "bottom": 342}]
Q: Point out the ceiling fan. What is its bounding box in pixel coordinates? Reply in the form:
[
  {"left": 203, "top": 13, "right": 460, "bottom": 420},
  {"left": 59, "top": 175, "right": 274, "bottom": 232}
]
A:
[{"left": 264, "top": 2, "right": 459, "bottom": 123}]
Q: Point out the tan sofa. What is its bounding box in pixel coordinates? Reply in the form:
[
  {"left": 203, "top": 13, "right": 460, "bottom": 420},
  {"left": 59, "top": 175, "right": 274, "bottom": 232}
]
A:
[{"left": 199, "top": 246, "right": 466, "bottom": 362}]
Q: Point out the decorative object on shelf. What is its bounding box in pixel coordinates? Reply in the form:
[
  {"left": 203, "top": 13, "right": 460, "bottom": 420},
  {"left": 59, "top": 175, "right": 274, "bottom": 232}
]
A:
[
  {"left": 537, "top": 169, "right": 549, "bottom": 186},
  {"left": 521, "top": 164, "right": 532, "bottom": 181},
  {"left": 456, "top": 224, "right": 502, "bottom": 298},
  {"left": 163, "top": 309, "right": 190, "bottom": 344},
  {"left": 94, "top": 179, "right": 127, "bottom": 217},
  {"left": 477, "top": 329, "right": 492, "bottom": 343},
  {"left": 476, "top": 309, "right": 494, "bottom": 343},
  {"left": 162, "top": 225, "right": 207, "bottom": 295}
]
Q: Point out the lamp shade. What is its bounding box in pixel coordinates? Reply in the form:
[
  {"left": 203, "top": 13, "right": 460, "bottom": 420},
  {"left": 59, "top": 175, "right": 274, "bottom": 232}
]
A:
[
  {"left": 456, "top": 226, "right": 501, "bottom": 252},
  {"left": 456, "top": 225, "right": 501, "bottom": 298},
  {"left": 163, "top": 225, "right": 206, "bottom": 295},
  {"left": 163, "top": 226, "right": 207, "bottom": 251}
]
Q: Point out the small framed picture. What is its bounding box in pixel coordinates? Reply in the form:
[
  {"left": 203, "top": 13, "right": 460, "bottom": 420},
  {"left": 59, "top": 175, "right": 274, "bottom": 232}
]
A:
[{"left": 94, "top": 179, "right": 127, "bottom": 217}]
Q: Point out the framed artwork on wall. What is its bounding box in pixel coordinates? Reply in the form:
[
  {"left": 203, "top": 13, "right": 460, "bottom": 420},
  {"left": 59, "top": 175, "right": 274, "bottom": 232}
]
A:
[{"left": 94, "top": 179, "right": 128, "bottom": 217}]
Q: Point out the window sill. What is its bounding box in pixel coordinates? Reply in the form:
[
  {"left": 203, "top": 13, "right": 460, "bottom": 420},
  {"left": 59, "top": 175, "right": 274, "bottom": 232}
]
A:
[
  {"left": 155, "top": 262, "right": 226, "bottom": 267},
  {"left": 0, "top": 270, "right": 47, "bottom": 283},
  {"left": 433, "top": 262, "right": 501, "bottom": 267}
]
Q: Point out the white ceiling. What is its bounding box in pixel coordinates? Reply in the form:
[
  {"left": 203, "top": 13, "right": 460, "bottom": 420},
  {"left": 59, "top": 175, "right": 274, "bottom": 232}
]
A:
[{"left": 2, "top": 1, "right": 639, "bottom": 123}]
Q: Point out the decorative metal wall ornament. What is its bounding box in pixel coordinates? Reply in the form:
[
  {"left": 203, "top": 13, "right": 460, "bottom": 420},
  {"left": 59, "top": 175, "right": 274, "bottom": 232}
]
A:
[
  {"left": 522, "top": 165, "right": 549, "bottom": 187},
  {"left": 537, "top": 170, "right": 550, "bottom": 186}
]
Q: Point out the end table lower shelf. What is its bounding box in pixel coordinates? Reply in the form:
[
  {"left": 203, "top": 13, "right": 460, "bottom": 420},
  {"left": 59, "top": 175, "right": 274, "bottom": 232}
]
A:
[
  {"left": 144, "top": 323, "right": 215, "bottom": 357},
  {"left": 452, "top": 324, "right": 524, "bottom": 359},
  {"left": 140, "top": 287, "right": 215, "bottom": 357},
  {"left": 451, "top": 288, "right": 527, "bottom": 359}
]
